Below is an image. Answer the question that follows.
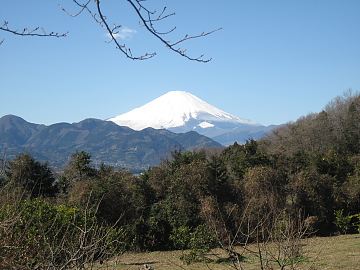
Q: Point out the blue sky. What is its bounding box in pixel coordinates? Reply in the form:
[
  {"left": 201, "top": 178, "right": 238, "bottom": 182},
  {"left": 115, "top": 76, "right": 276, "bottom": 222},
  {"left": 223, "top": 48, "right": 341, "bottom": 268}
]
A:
[{"left": 1, "top": 1, "right": 359, "bottom": 126}]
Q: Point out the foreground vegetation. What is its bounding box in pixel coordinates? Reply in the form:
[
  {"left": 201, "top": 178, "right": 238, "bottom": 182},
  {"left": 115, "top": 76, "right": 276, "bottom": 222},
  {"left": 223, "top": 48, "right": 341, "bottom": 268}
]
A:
[{"left": 1, "top": 90, "right": 359, "bottom": 269}]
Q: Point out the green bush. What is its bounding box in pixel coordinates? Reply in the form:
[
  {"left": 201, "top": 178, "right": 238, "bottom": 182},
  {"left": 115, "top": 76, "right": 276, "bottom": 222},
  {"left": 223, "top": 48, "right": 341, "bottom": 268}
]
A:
[
  {"left": 178, "top": 224, "right": 217, "bottom": 265},
  {"left": 0, "top": 197, "right": 124, "bottom": 269},
  {"left": 334, "top": 209, "right": 360, "bottom": 234},
  {"left": 170, "top": 226, "right": 191, "bottom": 250}
]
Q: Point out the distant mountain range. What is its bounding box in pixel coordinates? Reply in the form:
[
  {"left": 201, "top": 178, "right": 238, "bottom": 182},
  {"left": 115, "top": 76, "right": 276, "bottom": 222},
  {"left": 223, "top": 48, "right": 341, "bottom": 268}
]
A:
[
  {"left": 1, "top": 91, "right": 280, "bottom": 170},
  {"left": 109, "top": 91, "right": 278, "bottom": 145},
  {"left": 0, "top": 115, "right": 222, "bottom": 172}
]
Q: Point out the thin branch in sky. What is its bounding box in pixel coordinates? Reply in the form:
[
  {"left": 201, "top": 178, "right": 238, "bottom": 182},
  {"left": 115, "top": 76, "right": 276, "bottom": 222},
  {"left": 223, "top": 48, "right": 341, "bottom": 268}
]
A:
[
  {"left": 1, "top": 1, "right": 220, "bottom": 61},
  {"left": 60, "top": 0, "right": 221, "bottom": 62},
  {"left": 127, "top": 0, "right": 222, "bottom": 62},
  {"left": 0, "top": 21, "right": 68, "bottom": 41}
]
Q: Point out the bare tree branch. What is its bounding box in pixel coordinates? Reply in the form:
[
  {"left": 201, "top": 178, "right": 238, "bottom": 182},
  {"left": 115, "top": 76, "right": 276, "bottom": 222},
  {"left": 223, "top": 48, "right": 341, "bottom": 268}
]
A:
[
  {"left": 2, "top": 1, "right": 220, "bottom": 62},
  {"left": 127, "top": 0, "right": 221, "bottom": 62},
  {"left": 60, "top": 0, "right": 221, "bottom": 62},
  {"left": 0, "top": 21, "right": 68, "bottom": 41}
]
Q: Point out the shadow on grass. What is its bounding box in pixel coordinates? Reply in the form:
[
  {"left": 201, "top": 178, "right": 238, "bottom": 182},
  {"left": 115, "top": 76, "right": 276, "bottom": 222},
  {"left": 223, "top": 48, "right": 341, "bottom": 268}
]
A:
[{"left": 126, "top": 261, "right": 158, "bottom": 266}]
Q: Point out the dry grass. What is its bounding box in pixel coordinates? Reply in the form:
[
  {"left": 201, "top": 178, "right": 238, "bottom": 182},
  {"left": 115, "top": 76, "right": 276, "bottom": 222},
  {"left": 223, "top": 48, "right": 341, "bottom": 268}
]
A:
[{"left": 96, "top": 234, "right": 360, "bottom": 270}]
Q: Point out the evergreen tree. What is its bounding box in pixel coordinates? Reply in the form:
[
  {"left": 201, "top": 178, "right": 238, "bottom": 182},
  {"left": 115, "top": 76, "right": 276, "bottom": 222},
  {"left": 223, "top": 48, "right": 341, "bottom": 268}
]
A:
[{"left": 5, "top": 152, "right": 57, "bottom": 197}]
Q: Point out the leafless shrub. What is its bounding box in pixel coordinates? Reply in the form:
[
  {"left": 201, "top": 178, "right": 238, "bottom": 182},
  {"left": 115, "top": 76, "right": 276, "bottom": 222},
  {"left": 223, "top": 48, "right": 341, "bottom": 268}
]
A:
[{"left": 201, "top": 194, "right": 314, "bottom": 270}]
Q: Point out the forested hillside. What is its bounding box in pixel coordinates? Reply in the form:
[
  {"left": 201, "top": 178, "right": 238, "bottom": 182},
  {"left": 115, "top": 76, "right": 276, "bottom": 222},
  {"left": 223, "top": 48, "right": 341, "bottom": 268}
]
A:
[
  {"left": 1, "top": 90, "right": 359, "bottom": 269},
  {"left": 0, "top": 116, "right": 222, "bottom": 172}
]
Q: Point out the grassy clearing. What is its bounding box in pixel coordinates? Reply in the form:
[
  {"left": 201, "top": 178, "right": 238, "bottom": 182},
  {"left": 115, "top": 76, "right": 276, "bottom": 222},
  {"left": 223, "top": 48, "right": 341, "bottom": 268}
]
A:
[{"left": 97, "top": 234, "right": 360, "bottom": 270}]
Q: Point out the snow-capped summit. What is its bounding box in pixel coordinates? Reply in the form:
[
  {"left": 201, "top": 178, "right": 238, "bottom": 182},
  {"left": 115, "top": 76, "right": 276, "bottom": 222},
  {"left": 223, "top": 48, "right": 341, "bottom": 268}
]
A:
[
  {"left": 108, "top": 91, "right": 264, "bottom": 142},
  {"left": 109, "top": 91, "right": 259, "bottom": 130}
]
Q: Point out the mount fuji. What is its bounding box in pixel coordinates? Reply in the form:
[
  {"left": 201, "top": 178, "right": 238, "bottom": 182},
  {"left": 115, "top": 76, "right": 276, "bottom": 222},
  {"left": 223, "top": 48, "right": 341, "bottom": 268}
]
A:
[{"left": 108, "top": 91, "right": 277, "bottom": 145}]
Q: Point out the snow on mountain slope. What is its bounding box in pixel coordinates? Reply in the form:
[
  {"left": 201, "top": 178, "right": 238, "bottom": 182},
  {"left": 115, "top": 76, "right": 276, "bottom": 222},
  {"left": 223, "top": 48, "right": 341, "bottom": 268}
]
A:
[{"left": 108, "top": 91, "right": 260, "bottom": 131}]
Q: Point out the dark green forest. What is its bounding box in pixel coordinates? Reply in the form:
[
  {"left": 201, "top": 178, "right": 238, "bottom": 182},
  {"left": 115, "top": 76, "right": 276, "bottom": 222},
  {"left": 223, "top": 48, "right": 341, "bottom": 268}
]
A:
[{"left": 1, "top": 90, "right": 360, "bottom": 269}]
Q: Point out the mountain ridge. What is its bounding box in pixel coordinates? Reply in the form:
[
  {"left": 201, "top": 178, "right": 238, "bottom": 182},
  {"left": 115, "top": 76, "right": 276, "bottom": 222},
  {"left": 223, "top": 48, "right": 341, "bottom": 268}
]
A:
[{"left": 0, "top": 115, "right": 222, "bottom": 171}]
